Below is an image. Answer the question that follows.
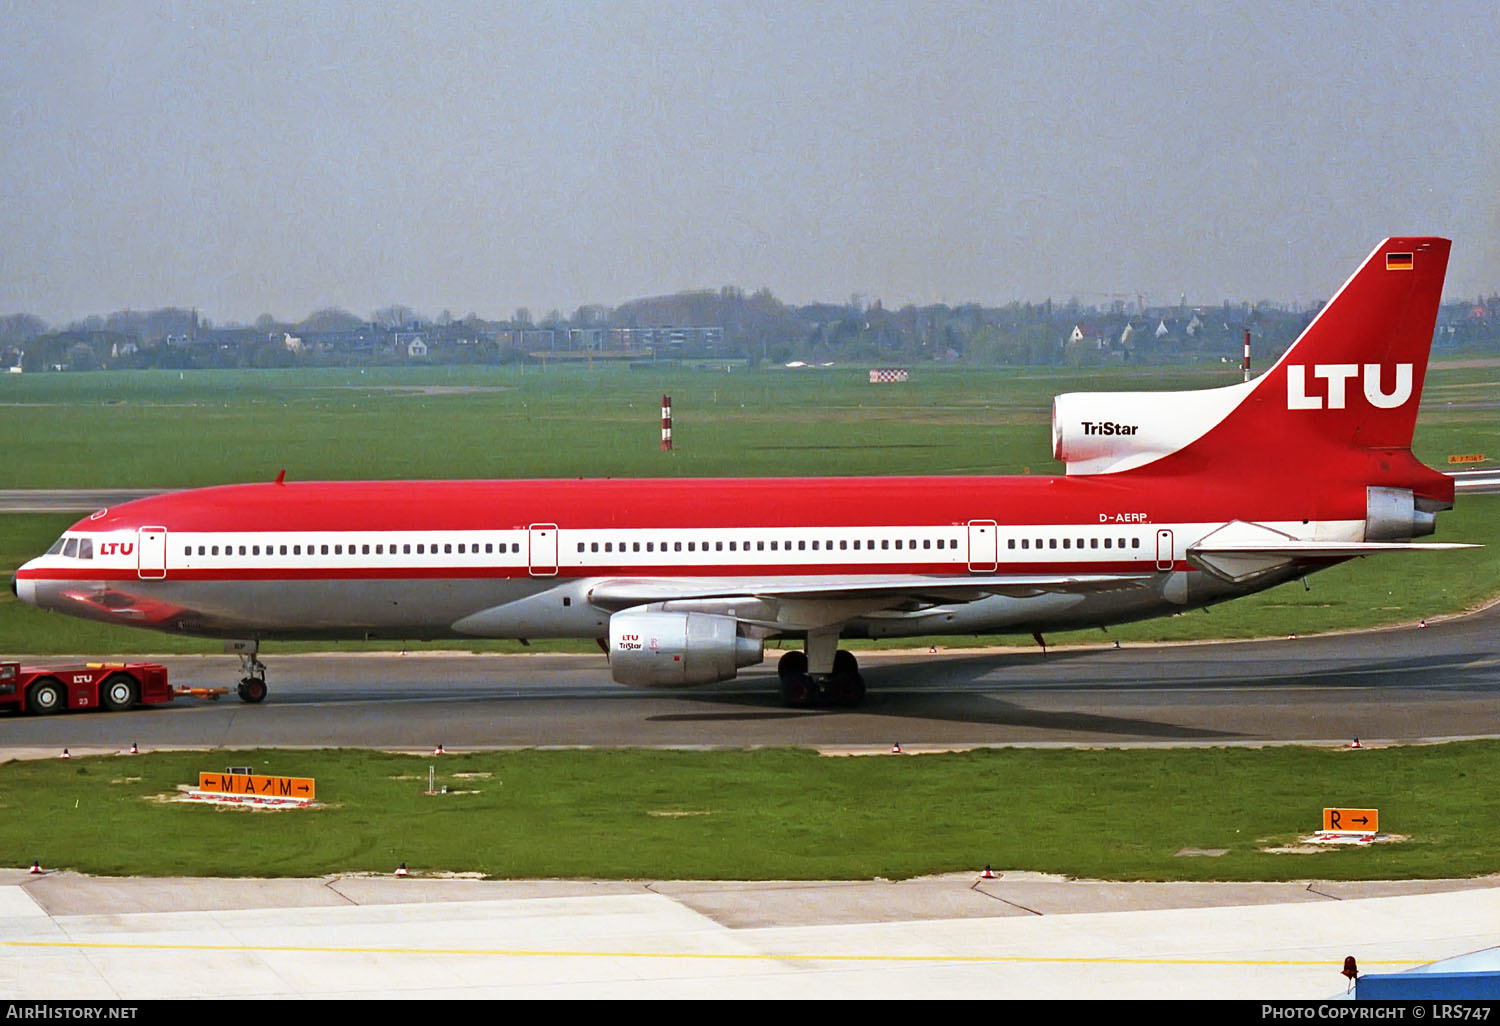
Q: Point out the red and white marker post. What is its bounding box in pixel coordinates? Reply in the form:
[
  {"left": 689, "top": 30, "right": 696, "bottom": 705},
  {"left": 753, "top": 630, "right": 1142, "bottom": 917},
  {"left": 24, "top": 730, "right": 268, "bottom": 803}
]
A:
[{"left": 661, "top": 394, "right": 672, "bottom": 452}]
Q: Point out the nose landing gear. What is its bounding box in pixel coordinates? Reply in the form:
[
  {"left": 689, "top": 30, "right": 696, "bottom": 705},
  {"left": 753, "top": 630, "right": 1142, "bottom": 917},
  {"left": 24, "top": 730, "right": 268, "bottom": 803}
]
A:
[{"left": 235, "top": 648, "right": 268, "bottom": 703}]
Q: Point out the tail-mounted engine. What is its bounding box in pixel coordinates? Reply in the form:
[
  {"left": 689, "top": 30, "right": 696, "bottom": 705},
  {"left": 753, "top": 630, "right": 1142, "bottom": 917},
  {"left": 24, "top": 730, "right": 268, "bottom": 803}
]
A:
[
  {"left": 1366, "top": 486, "right": 1440, "bottom": 540},
  {"left": 1051, "top": 383, "right": 1250, "bottom": 476},
  {"left": 608, "top": 610, "right": 764, "bottom": 688}
]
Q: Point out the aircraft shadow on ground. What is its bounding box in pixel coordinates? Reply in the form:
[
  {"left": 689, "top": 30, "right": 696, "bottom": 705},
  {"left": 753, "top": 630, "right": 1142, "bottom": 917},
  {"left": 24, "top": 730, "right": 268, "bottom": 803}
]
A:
[{"left": 646, "top": 641, "right": 1500, "bottom": 740}]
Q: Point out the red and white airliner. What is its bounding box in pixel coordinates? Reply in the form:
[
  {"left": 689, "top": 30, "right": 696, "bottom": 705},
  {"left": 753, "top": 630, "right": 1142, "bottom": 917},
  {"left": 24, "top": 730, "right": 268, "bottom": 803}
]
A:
[{"left": 12, "top": 238, "right": 1473, "bottom": 706}]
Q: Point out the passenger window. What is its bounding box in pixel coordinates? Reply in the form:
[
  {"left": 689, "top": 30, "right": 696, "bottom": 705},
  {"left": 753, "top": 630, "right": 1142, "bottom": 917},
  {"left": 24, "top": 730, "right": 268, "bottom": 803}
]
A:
[
  {"left": 674, "top": 542, "right": 683, "bottom": 552},
  {"left": 1063, "top": 539, "right": 1070, "bottom": 549},
  {"left": 198, "top": 545, "right": 206, "bottom": 555},
  {"left": 1007, "top": 539, "right": 1016, "bottom": 550},
  {"left": 280, "top": 545, "right": 288, "bottom": 555},
  {"left": 293, "top": 545, "right": 302, "bottom": 555},
  {"left": 212, "top": 545, "right": 220, "bottom": 556},
  {"left": 604, "top": 543, "right": 612, "bottom": 553},
  {"left": 239, "top": 545, "right": 247, "bottom": 556},
  {"left": 1021, "top": 539, "right": 1029, "bottom": 549},
  {"left": 1048, "top": 539, "right": 1057, "bottom": 549},
  {"left": 253, "top": 545, "right": 261, "bottom": 556},
  {"left": 756, "top": 541, "right": 764, "bottom": 551},
  {"left": 512, "top": 543, "right": 520, "bottom": 553}
]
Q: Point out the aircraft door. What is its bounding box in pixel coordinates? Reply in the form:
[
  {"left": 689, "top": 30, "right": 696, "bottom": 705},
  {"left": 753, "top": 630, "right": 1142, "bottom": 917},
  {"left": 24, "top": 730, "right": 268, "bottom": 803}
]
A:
[
  {"left": 528, "top": 523, "right": 558, "bottom": 577},
  {"left": 137, "top": 526, "right": 167, "bottom": 580},
  {"left": 1155, "top": 528, "right": 1174, "bottom": 571},
  {"left": 967, "top": 519, "right": 998, "bottom": 572}
]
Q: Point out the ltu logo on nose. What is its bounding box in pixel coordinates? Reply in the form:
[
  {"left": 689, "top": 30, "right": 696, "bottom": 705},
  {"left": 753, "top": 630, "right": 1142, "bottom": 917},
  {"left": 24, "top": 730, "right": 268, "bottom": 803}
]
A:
[{"left": 1286, "top": 363, "right": 1412, "bottom": 410}]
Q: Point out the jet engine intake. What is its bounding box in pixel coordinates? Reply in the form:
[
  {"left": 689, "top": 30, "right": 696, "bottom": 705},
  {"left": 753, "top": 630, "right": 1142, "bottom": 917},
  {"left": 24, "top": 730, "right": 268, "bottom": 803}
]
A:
[{"left": 608, "top": 610, "right": 764, "bottom": 688}]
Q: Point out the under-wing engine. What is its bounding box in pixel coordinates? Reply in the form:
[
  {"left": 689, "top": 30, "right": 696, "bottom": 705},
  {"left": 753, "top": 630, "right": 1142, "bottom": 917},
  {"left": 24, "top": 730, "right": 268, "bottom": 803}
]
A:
[{"left": 608, "top": 610, "right": 764, "bottom": 687}]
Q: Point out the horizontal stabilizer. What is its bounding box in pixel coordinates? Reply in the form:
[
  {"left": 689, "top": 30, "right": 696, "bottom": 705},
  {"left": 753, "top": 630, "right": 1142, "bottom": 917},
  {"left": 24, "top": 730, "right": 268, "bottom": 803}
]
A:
[{"left": 1188, "top": 539, "right": 1478, "bottom": 584}]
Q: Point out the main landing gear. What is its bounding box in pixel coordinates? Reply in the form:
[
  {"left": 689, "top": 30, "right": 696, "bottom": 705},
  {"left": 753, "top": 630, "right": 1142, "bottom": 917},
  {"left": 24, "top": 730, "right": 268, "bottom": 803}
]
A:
[
  {"left": 776, "top": 634, "right": 865, "bottom": 709},
  {"left": 236, "top": 649, "right": 268, "bottom": 704}
]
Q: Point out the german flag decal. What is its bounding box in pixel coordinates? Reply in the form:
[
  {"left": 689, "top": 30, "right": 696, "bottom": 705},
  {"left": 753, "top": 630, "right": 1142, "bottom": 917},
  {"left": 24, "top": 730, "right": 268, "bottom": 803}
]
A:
[{"left": 1386, "top": 252, "right": 1414, "bottom": 271}]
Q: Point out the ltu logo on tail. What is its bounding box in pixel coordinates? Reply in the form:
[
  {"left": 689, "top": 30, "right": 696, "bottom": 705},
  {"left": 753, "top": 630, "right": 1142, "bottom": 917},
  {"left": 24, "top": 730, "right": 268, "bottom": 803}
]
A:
[{"left": 1286, "top": 364, "right": 1412, "bottom": 410}]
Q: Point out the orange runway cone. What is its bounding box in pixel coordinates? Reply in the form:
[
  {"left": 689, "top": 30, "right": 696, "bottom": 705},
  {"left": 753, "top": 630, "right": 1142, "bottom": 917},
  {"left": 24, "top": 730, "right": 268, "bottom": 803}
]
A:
[
  {"left": 28, "top": 860, "right": 42, "bottom": 875},
  {"left": 1348, "top": 738, "right": 1363, "bottom": 749},
  {"left": 128, "top": 743, "right": 139, "bottom": 755},
  {"left": 395, "top": 862, "right": 409, "bottom": 877},
  {"left": 981, "top": 865, "right": 997, "bottom": 879},
  {"left": 432, "top": 744, "right": 445, "bottom": 755},
  {"left": 890, "top": 743, "right": 902, "bottom": 754},
  {"left": 59, "top": 748, "right": 70, "bottom": 759}
]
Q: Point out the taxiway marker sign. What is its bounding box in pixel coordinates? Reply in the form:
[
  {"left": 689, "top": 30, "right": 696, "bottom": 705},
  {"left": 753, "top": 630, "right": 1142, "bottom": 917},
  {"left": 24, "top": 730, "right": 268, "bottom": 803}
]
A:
[
  {"left": 1322, "top": 807, "right": 1378, "bottom": 832},
  {"left": 199, "top": 772, "right": 316, "bottom": 800}
]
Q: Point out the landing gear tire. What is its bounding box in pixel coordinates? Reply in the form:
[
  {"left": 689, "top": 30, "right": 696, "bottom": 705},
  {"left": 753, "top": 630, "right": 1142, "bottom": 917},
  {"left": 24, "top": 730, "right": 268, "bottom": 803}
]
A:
[
  {"left": 829, "top": 650, "right": 864, "bottom": 707},
  {"left": 237, "top": 677, "right": 267, "bottom": 704},
  {"left": 779, "top": 673, "right": 813, "bottom": 707},
  {"left": 777, "top": 649, "right": 865, "bottom": 708},
  {"left": 100, "top": 673, "right": 138, "bottom": 712}
]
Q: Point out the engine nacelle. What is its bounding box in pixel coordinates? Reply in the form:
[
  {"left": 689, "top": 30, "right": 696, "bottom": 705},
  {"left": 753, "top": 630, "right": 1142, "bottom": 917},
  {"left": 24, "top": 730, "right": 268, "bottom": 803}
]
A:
[
  {"left": 609, "top": 611, "right": 764, "bottom": 688},
  {"left": 1051, "top": 381, "right": 1249, "bottom": 475},
  {"left": 1366, "top": 486, "right": 1438, "bottom": 540}
]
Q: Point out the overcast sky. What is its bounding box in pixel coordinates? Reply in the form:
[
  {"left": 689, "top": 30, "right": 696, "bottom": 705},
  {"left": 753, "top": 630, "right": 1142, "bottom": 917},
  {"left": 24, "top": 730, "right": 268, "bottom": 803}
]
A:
[{"left": 3, "top": 1, "right": 1499, "bottom": 325}]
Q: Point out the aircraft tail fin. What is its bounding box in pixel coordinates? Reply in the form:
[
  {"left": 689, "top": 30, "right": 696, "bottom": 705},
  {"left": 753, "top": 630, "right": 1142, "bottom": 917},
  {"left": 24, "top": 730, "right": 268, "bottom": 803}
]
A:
[{"left": 1052, "top": 237, "right": 1451, "bottom": 492}]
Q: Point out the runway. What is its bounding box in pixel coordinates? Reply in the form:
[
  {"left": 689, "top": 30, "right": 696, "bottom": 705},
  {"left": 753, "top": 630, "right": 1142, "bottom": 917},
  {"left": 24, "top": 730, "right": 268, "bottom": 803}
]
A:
[{"left": 3, "top": 602, "right": 1499, "bottom": 752}]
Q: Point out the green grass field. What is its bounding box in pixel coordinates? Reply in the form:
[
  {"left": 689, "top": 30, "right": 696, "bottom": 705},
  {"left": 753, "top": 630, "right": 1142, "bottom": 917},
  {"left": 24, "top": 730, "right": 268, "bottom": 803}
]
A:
[
  {"left": 2, "top": 360, "right": 1497, "bottom": 654},
  {"left": 4, "top": 744, "right": 1498, "bottom": 881}
]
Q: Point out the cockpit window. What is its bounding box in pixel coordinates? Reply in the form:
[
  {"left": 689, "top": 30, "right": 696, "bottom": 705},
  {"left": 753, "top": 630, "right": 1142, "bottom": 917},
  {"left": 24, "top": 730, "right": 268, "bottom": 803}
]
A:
[
  {"left": 46, "top": 536, "right": 65, "bottom": 555},
  {"left": 77, "top": 538, "right": 93, "bottom": 559},
  {"left": 62, "top": 538, "right": 78, "bottom": 558}
]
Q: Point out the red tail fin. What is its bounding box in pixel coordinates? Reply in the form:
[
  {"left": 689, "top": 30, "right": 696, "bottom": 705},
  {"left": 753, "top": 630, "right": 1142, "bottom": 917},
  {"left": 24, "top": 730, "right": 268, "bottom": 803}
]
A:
[
  {"left": 1054, "top": 238, "right": 1451, "bottom": 496},
  {"left": 1214, "top": 236, "right": 1450, "bottom": 460}
]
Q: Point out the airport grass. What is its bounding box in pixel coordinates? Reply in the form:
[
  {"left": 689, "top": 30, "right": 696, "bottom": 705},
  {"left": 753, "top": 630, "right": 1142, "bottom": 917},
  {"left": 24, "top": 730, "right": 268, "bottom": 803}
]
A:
[
  {"left": 2, "top": 743, "right": 1499, "bottom": 881},
  {"left": 2, "top": 359, "right": 1498, "bottom": 656}
]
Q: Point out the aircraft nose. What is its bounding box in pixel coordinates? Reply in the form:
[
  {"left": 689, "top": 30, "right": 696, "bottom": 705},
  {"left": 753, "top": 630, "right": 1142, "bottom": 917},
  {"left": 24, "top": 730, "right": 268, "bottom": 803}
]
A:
[{"left": 11, "top": 573, "right": 36, "bottom": 606}]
